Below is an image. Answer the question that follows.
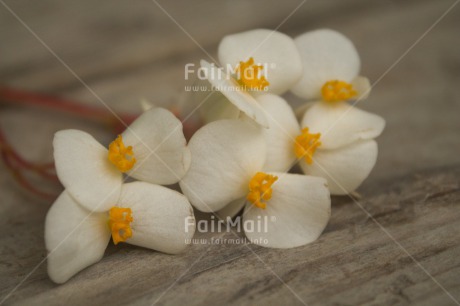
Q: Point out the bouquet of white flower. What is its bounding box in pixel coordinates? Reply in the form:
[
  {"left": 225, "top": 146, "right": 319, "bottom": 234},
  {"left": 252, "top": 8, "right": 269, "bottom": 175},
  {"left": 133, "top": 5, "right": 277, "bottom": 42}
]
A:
[{"left": 45, "top": 28, "right": 385, "bottom": 283}]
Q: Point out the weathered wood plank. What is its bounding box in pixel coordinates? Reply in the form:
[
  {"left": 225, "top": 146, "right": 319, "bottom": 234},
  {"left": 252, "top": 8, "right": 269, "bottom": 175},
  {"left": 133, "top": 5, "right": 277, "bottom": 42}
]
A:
[{"left": 2, "top": 166, "right": 459, "bottom": 305}]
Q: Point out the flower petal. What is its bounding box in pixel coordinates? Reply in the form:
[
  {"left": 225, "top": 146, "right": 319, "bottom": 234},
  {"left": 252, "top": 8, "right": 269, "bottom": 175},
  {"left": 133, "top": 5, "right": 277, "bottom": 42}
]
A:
[
  {"left": 201, "top": 60, "right": 269, "bottom": 128},
  {"left": 256, "top": 94, "right": 300, "bottom": 172},
  {"left": 301, "top": 101, "right": 385, "bottom": 149},
  {"left": 216, "top": 197, "right": 246, "bottom": 220},
  {"left": 300, "top": 140, "right": 378, "bottom": 195},
  {"left": 180, "top": 119, "right": 266, "bottom": 212},
  {"left": 122, "top": 107, "right": 191, "bottom": 185},
  {"left": 45, "top": 191, "right": 110, "bottom": 284},
  {"left": 199, "top": 91, "right": 241, "bottom": 124},
  {"left": 188, "top": 78, "right": 241, "bottom": 124},
  {"left": 243, "top": 173, "right": 330, "bottom": 248},
  {"left": 53, "top": 130, "right": 122, "bottom": 212},
  {"left": 218, "top": 29, "right": 303, "bottom": 94},
  {"left": 118, "top": 182, "right": 195, "bottom": 254},
  {"left": 291, "top": 29, "right": 360, "bottom": 100},
  {"left": 140, "top": 99, "right": 156, "bottom": 112},
  {"left": 352, "top": 76, "right": 371, "bottom": 100}
]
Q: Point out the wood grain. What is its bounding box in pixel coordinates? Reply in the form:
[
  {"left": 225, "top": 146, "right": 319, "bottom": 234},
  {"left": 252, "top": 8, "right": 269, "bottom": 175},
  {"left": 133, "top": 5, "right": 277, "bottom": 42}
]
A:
[{"left": 0, "top": 0, "right": 459, "bottom": 305}]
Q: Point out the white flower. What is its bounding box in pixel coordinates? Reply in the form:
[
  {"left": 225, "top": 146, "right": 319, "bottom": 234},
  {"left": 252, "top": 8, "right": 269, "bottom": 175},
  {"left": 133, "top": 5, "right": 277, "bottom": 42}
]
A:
[
  {"left": 291, "top": 28, "right": 371, "bottom": 102},
  {"left": 45, "top": 181, "right": 195, "bottom": 283},
  {"left": 198, "top": 29, "right": 303, "bottom": 127},
  {"left": 53, "top": 107, "right": 191, "bottom": 212},
  {"left": 255, "top": 94, "right": 385, "bottom": 195},
  {"left": 280, "top": 29, "right": 385, "bottom": 194},
  {"left": 179, "top": 119, "right": 330, "bottom": 249}
]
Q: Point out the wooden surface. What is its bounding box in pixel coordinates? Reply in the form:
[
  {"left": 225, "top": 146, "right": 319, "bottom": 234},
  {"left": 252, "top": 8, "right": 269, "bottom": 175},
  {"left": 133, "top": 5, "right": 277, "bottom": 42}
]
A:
[{"left": 1, "top": 0, "right": 460, "bottom": 305}]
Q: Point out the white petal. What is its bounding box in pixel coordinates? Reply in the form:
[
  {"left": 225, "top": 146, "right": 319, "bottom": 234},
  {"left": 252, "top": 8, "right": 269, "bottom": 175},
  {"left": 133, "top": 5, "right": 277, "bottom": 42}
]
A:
[
  {"left": 118, "top": 182, "right": 195, "bottom": 254},
  {"left": 200, "top": 60, "right": 269, "bottom": 128},
  {"left": 351, "top": 76, "right": 371, "bottom": 100},
  {"left": 243, "top": 173, "right": 330, "bottom": 249},
  {"left": 122, "top": 107, "right": 191, "bottom": 185},
  {"left": 218, "top": 29, "right": 303, "bottom": 94},
  {"left": 45, "top": 191, "right": 110, "bottom": 284},
  {"left": 199, "top": 91, "right": 241, "bottom": 124},
  {"left": 300, "top": 140, "right": 378, "bottom": 195},
  {"left": 53, "top": 130, "right": 122, "bottom": 212},
  {"left": 291, "top": 29, "right": 360, "bottom": 100},
  {"left": 256, "top": 94, "right": 300, "bottom": 172},
  {"left": 216, "top": 197, "right": 246, "bottom": 220},
  {"left": 180, "top": 119, "right": 266, "bottom": 212},
  {"left": 189, "top": 77, "right": 240, "bottom": 124},
  {"left": 140, "top": 99, "right": 156, "bottom": 112},
  {"left": 301, "top": 101, "right": 385, "bottom": 149}
]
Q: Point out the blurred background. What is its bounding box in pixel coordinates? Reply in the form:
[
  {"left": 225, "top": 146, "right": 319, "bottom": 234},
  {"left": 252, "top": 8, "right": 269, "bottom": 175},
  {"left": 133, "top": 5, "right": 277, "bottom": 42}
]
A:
[{"left": 0, "top": 0, "right": 459, "bottom": 305}]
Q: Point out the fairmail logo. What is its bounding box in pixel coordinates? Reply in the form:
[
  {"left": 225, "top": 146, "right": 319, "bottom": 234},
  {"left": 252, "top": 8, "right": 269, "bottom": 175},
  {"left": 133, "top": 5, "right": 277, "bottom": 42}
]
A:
[
  {"left": 184, "top": 215, "right": 276, "bottom": 233},
  {"left": 184, "top": 61, "right": 275, "bottom": 92}
]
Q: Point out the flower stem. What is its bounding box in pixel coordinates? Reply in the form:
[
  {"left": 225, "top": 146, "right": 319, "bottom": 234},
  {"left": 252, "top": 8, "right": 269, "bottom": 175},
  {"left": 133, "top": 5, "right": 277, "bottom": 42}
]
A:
[{"left": 0, "top": 86, "right": 139, "bottom": 132}]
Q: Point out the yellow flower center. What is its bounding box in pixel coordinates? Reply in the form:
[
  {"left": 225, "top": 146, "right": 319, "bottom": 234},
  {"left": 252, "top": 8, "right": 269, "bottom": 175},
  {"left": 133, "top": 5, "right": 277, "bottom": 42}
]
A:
[
  {"left": 108, "top": 135, "right": 136, "bottom": 172},
  {"left": 321, "top": 80, "right": 357, "bottom": 102},
  {"left": 247, "top": 172, "right": 278, "bottom": 209},
  {"left": 108, "top": 207, "right": 133, "bottom": 245},
  {"left": 236, "top": 57, "right": 269, "bottom": 91},
  {"left": 294, "top": 128, "right": 321, "bottom": 164}
]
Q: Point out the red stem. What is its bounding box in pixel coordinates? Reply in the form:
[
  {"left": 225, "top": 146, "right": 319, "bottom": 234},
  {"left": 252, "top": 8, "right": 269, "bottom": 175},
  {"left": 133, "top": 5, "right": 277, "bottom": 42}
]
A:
[
  {"left": 2, "top": 150, "right": 56, "bottom": 200},
  {"left": 0, "top": 86, "right": 138, "bottom": 128}
]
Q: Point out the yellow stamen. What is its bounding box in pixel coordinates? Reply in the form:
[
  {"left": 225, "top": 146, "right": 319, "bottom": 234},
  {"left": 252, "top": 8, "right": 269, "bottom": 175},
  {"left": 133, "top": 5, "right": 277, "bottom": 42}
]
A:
[
  {"left": 108, "top": 135, "right": 136, "bottom": 172},
  {"left": 294, "top": 128, "right": 321, "bottom": 164},
  {"left": 236, "top": 57, "right": 269, "bottom": 91},
  {"left": 108, "top": 207, "right": 133, "bottom": 245},
  {"left": 321, "top": 80, "right": 357, "bottom": 102},
  {"left": 247, "top": 172, "right": 278, "bottom": 209}
]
